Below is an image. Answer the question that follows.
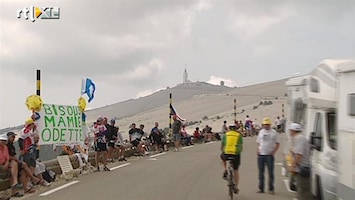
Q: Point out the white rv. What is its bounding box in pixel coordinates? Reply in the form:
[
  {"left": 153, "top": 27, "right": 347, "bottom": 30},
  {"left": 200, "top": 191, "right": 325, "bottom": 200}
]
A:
[
  {"left": 335, "top": 62, "right": 355, "bottom": 200},
  {"left": 285, "top": 59, "right": 355, "bottom": 200}
]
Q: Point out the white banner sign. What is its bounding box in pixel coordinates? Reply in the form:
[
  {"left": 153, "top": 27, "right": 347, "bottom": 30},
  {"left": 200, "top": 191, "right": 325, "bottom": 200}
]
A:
[{"left": 37, "top": 104, "right": 84, "bottom": 145}]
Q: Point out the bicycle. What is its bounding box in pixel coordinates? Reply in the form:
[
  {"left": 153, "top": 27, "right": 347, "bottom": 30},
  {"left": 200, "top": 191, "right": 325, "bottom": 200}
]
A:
[{"left": 226, "top": 158, "right": 238, "bottom": 200}]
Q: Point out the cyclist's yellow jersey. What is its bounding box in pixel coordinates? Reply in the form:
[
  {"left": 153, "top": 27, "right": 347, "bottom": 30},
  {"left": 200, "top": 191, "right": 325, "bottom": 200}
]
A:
[{"left": 222, "top": 130, "right": 243, "bottom": 155}]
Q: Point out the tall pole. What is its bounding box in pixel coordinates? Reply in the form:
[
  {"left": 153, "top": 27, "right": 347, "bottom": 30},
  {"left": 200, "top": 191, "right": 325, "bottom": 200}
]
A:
[
  {"left": 169, "top": 93, "right": 172, "bottom": 136},
  {"left": 36, "top": 69, "right": 41, "bottom": 96},
  {"left": 282, "top": 103, "right": 285, "bottom": 118},
  {"left": 234, "top": 98, "right": 236, "bottom": 122}
]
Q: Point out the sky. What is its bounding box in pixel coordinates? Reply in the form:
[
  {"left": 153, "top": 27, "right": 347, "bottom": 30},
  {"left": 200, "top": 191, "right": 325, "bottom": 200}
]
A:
[{"left": 1, "top": 0, "right": 355, "bottom": 129}]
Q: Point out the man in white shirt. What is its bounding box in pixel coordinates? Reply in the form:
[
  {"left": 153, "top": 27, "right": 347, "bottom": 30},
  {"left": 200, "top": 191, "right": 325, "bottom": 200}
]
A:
[
  {"left": 288, "top": 123, "right": 312, "bottom": 200},
  {"left": 256, "top": 117, "right": 280, "bottom": 194}
]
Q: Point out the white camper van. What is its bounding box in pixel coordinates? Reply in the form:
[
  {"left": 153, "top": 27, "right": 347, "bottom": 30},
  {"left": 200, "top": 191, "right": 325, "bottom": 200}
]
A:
[
  {"left": 285, "top": 59, "right": 355, "bottom": 200},
  {"left": 334, "top": 62, "right": 355, "bottom": 200}
]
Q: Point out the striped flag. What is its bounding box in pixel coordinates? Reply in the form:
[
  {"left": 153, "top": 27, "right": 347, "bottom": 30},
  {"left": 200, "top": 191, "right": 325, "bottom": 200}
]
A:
[{"left": 170, "top": 104, "right": 186, "bottom": 121}]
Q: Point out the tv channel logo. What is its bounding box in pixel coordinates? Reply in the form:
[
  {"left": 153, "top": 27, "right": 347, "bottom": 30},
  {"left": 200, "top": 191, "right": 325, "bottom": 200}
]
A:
[{"left": 17, "top": 6, "right": 60, "bottom": 22}]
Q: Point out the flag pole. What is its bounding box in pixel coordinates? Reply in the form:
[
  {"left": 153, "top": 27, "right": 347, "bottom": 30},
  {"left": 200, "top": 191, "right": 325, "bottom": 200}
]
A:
[
  {"left": 234, "top": 98, "right": 236, "bottom": 122},
  {"left": 169, "top": 93, "right": 172, "bottom": 137},
  {"left": 36, "top": 69, "right": 41, "bottom": 96}
]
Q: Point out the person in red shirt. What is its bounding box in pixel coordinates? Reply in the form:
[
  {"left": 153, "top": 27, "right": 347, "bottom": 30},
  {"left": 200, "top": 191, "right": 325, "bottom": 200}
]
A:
[{"left": 0, "top": 134, "right": 23, "bottom": 196}]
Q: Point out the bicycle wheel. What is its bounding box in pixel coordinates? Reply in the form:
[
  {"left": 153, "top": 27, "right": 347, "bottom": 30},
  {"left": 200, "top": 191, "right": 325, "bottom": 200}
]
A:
[{"left": 228, "top": 170, "right": 234, "bottom": 200}]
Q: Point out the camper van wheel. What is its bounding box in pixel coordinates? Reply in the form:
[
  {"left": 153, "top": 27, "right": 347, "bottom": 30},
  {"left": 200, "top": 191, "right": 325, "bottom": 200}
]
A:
[{"left": 315, "top": 176, "right": 323, "bottom": 200}]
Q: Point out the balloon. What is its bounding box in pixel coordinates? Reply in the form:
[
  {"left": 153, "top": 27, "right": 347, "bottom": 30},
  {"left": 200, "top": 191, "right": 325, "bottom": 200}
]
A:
[
  {"left": 25, "top": 95, "right": 43, "bottom": 112},
  {"left": 78, "top": 97, "right": 86, "bottom": 112}
]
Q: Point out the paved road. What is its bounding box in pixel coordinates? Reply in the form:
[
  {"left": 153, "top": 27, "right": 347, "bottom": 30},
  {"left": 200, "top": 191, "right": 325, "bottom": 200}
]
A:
[{"left": 24, "top": 135, "right": 296, "bottom": 200}]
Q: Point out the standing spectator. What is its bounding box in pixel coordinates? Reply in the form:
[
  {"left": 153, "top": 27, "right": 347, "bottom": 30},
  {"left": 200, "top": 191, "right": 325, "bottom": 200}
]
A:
[
  {"left": 129, "top": 123, "right": 145, "bottom": 155},
  {"left": 19, "top": 118, "right": 37, "bottom": 185},
  {"left": 288, "top": 123, "right": 312, "bottom": 200},
  {"left": 115, "top": 127, "right": 127, "bottom": 161},
  {"left": 245, "top": 115, "right": 252, "bottom": 136},
  {"left": 107, "top": 119, "right": 118, "bottom": 163},
  {"left": 275, "top": 116, "right": 282, "bottom": 132},
  {"left": 94, "top": 117, "right": 110, "bottom": 172},
  {"left": 221, "top": 121, "right": 228, "bottom": 134},
  {"left": 150, "top": 122, "right": 167, "bottom": 153},
  {"left": 256, "top": 117, "right": 280, "bottom": 194},
  {"left": 172, "top": 115, "right": 182, "bottom": 151}
]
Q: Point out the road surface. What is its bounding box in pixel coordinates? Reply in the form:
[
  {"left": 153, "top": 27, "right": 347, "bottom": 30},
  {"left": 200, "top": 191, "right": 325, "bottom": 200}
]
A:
[{"left": 24, "top": 135, "right": 297, "bottom": 200}]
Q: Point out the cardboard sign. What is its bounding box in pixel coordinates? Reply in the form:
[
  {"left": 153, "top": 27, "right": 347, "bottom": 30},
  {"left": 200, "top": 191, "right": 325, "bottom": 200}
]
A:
[{"left": 37, "top": 104, "right": 83, "bottom": 145}]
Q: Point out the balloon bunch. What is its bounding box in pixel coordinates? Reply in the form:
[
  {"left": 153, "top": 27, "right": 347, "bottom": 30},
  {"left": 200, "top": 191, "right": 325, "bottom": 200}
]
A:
[
  {"left": 78, "top": 97, "right": 87, "bottom": 124},
  {"left": 25, "top": 94, "right": 43, "bottom": 123}
]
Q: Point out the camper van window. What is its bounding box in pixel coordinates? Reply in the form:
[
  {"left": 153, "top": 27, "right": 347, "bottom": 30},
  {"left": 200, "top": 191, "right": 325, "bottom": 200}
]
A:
[
  {"left": 327, "top": 112, "right": 336, "bottom": 150},
  {"left": 293, "top": 98, "right": 305, "bottom": 123},
  {"left": 349, "top": 93, "right": 355, "bottom": 116},
  {"left": 314, "top": 112, "right": 323, "bottom": 151},
  {"left": 310, "top": 78, "right": 320, "bottom": 93}
]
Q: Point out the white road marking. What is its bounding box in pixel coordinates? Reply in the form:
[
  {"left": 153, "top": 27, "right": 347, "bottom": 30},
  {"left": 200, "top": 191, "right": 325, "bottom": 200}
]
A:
[
  {"left": 275, "top": 162, "right": 283, "bottom": 166},
  {"left": 205, "top": 141, "right": 216, "bottom": 145},
  {"left": 110, "top": 163, "right": 131, "bottom": 171},
  {"left": 181, "top": 146, "right": 194, "bottom": 150},
  {"left": 283, "top": 179, "right": 297, "bottom": 193},
  {"left": 150, "top": 152, "right": 167, "bottom": 158},
  {"left": 292, "top": 198, "right": 298, "bottom": 200},
  {"left": 39, "top": 181, "right": 79, "bottom": 197},
  {"left": 147, "top": 158, "right": 158, "bottom": 161}
]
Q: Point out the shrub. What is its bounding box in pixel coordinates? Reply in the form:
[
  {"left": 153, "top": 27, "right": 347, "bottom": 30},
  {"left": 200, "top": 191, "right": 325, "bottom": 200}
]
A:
[{"left": 202, "top": 115, "right": 209, "bottom": 120}]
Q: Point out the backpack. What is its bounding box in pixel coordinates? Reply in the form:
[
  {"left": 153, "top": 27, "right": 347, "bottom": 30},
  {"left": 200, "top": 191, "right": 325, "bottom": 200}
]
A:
[{"left": 42, "top": 170, "right": 56, "bottom": 183}]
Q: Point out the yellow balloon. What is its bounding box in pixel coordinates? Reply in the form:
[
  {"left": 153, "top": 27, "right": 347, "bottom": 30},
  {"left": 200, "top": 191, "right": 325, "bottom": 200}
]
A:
[
  {"left": 78, "top": 97, "right": 86, "bottom": 112},
  {"left": 25, "top": 95, "right": 43, "bottom": 112}
]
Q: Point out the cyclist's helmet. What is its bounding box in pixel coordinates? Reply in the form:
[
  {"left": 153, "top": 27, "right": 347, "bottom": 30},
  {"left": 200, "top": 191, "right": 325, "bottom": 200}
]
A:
[{"left": 228, "top": 124, "right": 237, "bottom": 130}]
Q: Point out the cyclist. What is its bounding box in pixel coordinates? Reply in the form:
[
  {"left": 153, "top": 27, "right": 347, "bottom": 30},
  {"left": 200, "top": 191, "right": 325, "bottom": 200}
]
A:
[{"left": 220, "top": 123, "right": 243, "bottom": 193}]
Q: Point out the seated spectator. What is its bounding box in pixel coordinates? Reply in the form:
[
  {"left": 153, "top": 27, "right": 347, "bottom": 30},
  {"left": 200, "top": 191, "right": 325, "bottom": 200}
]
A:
[
  {"left": 115, "top": 127, "right": 127, "bottom": 161},
  {"left": 180, "top": 125, "right": 193, "bottom": 146},
  {"left": 193, "top": 127, "right": 203, "bottom": 141},
  {"left": 202, "top": 125, "right": 213, "bottom": 142},
  {"left": 149, "top": 122, "right": 167, "bottom": 153},
  {"left": 0, "top": 134, "right": 24, "bottom": 197}
]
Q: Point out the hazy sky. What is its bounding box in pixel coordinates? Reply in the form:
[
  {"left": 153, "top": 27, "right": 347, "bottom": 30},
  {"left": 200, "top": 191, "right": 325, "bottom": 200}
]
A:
[{"left": 1, "top": 0, "right": 355, "bottom": 129}]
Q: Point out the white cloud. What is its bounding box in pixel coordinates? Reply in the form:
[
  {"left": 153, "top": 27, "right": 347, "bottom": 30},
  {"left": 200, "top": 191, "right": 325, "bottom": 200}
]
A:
[{"left": 207, "top": 76, "right": 236, "bottom": 87}]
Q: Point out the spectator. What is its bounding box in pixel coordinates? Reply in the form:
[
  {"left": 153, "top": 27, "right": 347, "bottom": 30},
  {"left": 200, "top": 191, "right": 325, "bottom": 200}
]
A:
[
  {"left": 19, "top": 118, "right": 38, "bottom": 193},
  {"left": 0, "top": 134, "right": 24, "bottom": 197},
  {"left": 256, "top": 117, "right": 280, "bottom": 194},
  {"left": 149, "top": 122, "right": 167, "bottom": 153},
  {"left": 115, "top": 127, "right": 127, "bottom": 162},
  {"left": 32, "top": 134, "right": 53, "bottom": 186},
  {"left": 193, "top": 127, "right": 203, "bottom": 141},
  {"left": 275, "top": 116, "right": 282, "bottom": 132},
  {"left": 245, "top": 115, "right": 252, "bottom": 136},
  {"left": 107, "top": 119, "right": 118, "bottom": 163},
  {"left": 288, "top": 123, "right": 312, "bottom": 200},
  {"left": 94, "top": 117, "right": 110, "bottom": 172},
  {"left": 202, "top": 125, "right": 213, "bottom": 142},
  {"left": 172, "top": 115, "right": 182, "bottom": 151},
  {"left": 180, "top": 124, "right": 193, "bottom": 146},
  {"left": 129, "top": 123, "right": 146, "bottom": 155},
  {"left": 7, "top": 132, "right": 46, "bottom": 195},
  {"left": 221, "top": 121, "right": 228, "bottom": 134}
]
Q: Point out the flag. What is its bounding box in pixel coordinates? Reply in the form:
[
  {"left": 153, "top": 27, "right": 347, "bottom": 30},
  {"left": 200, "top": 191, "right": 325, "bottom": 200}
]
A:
[
  {"left": 170, "top": 104, "right": 186, "bottom": 121},
  {"left": 81, "top": 78, "right": 96, "bottom": 103}
]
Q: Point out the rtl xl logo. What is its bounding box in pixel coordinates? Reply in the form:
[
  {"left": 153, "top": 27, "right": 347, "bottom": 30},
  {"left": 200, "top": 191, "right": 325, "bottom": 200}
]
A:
[{"left": 17, "top": 6, "right": 60, "bottom": 22}]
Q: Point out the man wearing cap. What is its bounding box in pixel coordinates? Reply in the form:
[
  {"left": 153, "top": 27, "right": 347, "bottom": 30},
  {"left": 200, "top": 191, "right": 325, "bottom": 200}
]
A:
[
  {"left": 256, "top": 117, "right": 280, "bottom": 194},
  {"left": 288, "top": 123, "right": 312, "bottom": 200},
  {"left": 0, "top": 134, "right": 24, "bottom": 196},
  {"left": 19, "top": 119, "right": 37, "bottom": 174}
]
